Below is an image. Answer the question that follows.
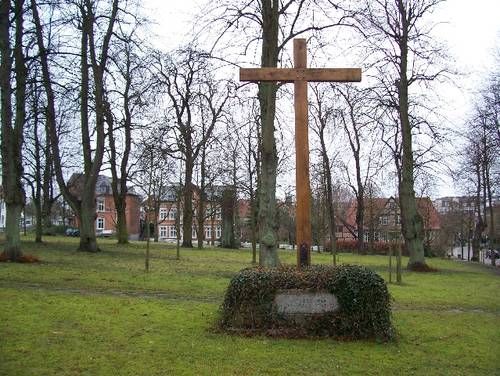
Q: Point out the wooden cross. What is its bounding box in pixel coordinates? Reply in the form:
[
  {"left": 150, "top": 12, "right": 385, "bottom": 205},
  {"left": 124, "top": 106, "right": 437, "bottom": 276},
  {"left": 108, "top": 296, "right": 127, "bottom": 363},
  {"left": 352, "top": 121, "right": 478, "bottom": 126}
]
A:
[{"left": 240, "top": 38, "right": 361, "bottom": 268}]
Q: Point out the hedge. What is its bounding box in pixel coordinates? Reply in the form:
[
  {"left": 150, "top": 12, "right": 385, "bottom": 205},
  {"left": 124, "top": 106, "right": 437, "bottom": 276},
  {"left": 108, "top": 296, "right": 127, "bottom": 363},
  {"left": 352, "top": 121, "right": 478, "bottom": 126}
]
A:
[
  {"left": 218, "top": 264, "right": 394, "bottom": 341},
  {"left": 335, "top": 240, "right": 409, "bottom": 256}
]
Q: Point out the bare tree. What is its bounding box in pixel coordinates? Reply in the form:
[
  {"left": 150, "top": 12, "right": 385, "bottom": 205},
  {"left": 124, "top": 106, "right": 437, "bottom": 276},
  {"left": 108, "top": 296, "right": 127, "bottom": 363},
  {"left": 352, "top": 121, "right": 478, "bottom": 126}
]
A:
[
  {"left": 234, "top": 96, "right": 261, "bottom": 262},
  {"left": 132, "top": 128, "right": 175, "bottom": 243},
  {"left": 1, "top": 0, "right": 28, "bottom": 260},
  {"left": 339, "top": 86, "right": 387, "bottom": 253},
  {"left": 354, "top": 0, "right": 449, "bottom": 270},
  {"left": 105, "top": 26, "right": 152, "bottom": 244},
  {"left": 457, "top": 107, "right": 499, "bottom": 261},
  {"left": 207, "top": 0, "right": 350, "bottom": 266},
  {"left": 32, "top": 0, "right": 120, "bottom": 252},
  {"left": 153, "top": 47, "right": 233, "bottom": 247},
  {"left": 310, "top": 84, "right": 338, "bottom": 263}
]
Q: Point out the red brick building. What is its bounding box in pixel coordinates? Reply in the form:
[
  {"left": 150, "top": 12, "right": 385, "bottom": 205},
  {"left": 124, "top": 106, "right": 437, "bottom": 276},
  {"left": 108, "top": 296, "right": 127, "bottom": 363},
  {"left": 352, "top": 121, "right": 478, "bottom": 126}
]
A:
[
  {"left": 146, "top": 186, "right": 257, "bottom": 243},
  {"left": 148, "top": 185, "right": 224, "bottom": 242},
  {"left": 68, "top": 174, "right": 141, "bottom": 239},
  {"left": 342, "top": 196, "right": 441, "bottom": 243}
]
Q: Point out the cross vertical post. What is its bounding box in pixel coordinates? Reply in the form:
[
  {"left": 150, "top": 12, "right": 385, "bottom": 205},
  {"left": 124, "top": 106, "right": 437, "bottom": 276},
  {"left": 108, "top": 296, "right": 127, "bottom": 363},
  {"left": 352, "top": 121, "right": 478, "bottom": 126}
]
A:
[
  {"left": 239, "top": 38, "right": 361, "bottom": 269},
  {"left": 294, "top": 39, "right": 312, "bottom": 268}
]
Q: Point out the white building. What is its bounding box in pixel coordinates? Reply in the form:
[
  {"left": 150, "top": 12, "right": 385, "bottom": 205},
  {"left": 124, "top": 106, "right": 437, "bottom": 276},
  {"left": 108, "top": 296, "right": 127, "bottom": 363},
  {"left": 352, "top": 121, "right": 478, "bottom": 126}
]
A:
[{"left": 434, "top": 196, "right": 500, "bottom": 215}]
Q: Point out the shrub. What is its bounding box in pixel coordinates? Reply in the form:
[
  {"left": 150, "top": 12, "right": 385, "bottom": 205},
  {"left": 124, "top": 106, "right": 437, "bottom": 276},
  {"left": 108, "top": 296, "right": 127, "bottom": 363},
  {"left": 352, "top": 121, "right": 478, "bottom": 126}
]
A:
[
  {"left": 218, "top": 264, "right": 394, "bottom": 341},
  {"left": 43, "top": 225, "right": 68, "bottom": 236},
  {"left": 336, "top": 240, "right": 358, "bottom": 252},
  {"left": 335, "top": 240, "right": 409, "bottom": 256}
]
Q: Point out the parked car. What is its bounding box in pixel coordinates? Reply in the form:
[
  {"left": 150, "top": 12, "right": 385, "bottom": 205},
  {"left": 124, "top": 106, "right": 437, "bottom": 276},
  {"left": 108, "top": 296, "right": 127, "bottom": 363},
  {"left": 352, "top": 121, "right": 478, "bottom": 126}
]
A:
[
  {"left": 65, "top": 227, "right": 80, "bottom": 237},
  {"left": 97, "top": 229, "right": 113, "bottom": 237}
]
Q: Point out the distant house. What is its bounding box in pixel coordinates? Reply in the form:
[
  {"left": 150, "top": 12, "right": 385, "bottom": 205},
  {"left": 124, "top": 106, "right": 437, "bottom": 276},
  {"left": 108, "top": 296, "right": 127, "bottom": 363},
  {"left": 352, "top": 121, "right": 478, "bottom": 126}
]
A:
[
  {"left": 146, "top": 185, "right": 258, "bottom": 244},
  {"left": 343, "top": 196, "right": 441, "bottom": 243},
  {"left": 434, "top": 195, "right": 500, "bottom": 215},
  {"left": 147, "top": 185, "right": 225, "bottom": 242},
  {"left": 68, "top": 174, "right": 141, "bottom": 239},
  {"left": 434, "top": 195, "right": 500, "bottom": 247},
  {"left": 434, "top": 196, "right": 476, "bottom": 215}
]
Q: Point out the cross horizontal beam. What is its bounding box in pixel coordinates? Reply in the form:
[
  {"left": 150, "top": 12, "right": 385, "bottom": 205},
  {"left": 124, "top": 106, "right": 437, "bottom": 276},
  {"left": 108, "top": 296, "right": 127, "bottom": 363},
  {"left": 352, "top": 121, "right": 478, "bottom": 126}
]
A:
[{"left": 240, "top": 68, "right": 362, "bottom": 83}]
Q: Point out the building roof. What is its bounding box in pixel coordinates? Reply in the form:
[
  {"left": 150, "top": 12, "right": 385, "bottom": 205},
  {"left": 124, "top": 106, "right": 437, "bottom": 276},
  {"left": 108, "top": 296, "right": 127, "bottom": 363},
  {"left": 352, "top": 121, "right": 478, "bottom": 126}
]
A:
[{"left": 68, "top": 173, "right": 138, "bottom": 198}]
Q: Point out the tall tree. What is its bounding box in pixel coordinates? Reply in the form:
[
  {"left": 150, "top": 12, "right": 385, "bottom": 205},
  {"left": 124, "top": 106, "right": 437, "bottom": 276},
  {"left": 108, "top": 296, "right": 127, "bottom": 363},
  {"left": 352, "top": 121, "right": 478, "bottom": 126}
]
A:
[
  {"left": 23, "top": 74, "right": 44, "bottom": 243},
  {"left": 310, "top": 84, "right": 338, "bottom": 262},
  {"left": 457, "top": 108, "right": 498, "bottom": 261},
  {"left": 209, "top": 0, "right": 349, "bottom": 266},
  {"left": 153, "top": 47, "right": 232, "bottom": 247},
  {"left": 1, "top": 0, "right": 27, "bottom": 260},
  {"left": 32, "top": 0, "right": 120, "bottom": 252},
  {"left": 132, "top": 128, "right": 175, "bottom": 242},
  {"left": 233, "top": 96, "right": 261, "bottom": 262},
  {"left": 355, "top": 0, "right": 448, "bottom": 270},
  {"left": 105, "top": 26, "right": 152, "bottom": 244}
]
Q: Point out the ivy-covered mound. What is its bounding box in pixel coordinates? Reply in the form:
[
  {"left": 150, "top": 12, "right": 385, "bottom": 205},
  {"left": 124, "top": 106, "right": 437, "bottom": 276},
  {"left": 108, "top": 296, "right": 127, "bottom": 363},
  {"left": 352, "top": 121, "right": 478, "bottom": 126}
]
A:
[{"left": 218, "top": 265, "right": 394, "bottom": 341}]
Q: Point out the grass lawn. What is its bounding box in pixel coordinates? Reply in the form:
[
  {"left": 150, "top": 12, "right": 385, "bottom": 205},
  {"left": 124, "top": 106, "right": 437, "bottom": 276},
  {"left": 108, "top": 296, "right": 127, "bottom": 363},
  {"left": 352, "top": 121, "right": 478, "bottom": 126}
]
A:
[{"left": 1, "top": 236, "right": 499, "bottom": 375}]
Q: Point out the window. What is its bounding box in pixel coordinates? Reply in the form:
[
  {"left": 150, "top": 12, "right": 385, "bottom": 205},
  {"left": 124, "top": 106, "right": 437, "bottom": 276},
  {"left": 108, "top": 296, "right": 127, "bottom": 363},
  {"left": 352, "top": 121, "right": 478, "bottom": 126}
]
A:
[
  {"left": 96, "top": 217, "right": 105, "bottom": 230},
  {"left": 168, "top": 225, "right": 177, "bottom": 238},
  {"left": 216, "top": 225, "right": 222, "bottom": 239},
  {"left": 205, "top": 226, "right": 212, "bottom": 239},
  {"left": 159, "top": 226, "right": 167, "bottom": 238},
  {"left": 336, "top": 225, "right": 343, "bottom": 233},
  {"left": 168, "top": 207, "right": 177, "bottom": 220},
  {"left": 395, "top": 215, "right": 401, "bottom": 225},
  {"left": 97, "top": 200, "right": 105, "bottom": 212},
  {"left": 215, "top": 208, "right": 222, "bottom": 220},
  {"left": 379, "top": 216, "right": 388, "bottom": 225},
  {"left": 159, "top": 208, "right": 168, "bottom": 220}
]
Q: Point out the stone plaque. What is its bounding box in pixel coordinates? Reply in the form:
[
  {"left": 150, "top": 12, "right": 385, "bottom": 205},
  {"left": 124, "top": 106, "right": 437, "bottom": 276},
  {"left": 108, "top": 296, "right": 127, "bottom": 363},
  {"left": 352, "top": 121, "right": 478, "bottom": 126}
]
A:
[{"left": 274, "top": 290, "right": 339, "bottom": 315}]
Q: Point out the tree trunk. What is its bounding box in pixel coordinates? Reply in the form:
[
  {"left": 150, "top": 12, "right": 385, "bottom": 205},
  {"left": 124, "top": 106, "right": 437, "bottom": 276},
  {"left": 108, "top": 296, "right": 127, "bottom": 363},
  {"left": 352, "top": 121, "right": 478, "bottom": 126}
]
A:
[
  {"left": 32, "top": 91, "right": 43, "bottom": 243},
  {"left": 197, "top": 197, "right": 204, "bottom": 249},
  {"left": 78, "top": 188, "right": 98, "bottom": 252},
  {"left": 115, "top": 198, "right": 128, "bottom": 243},
  {"left": 485, "top": 162, "right": 495, "bottom": 264},
  {"left": 251, "top": 197, "right": 258, "bottom": 264},
  {"left": 319, "top": 128, "right": 337, "bottom": 263},
  {"left": 34, "top": 194, "right": 42, "bottom": 242},
  {"left": 356, "top": 195, "right": 365, "bottom": 254},
  {"left": 41, "top": 119, "right": 53, "bottom": 231},
  {"left": 197, "top": 144, "right": 206, "bottom": 249},
  {"left": 106, "top": 105, "right": 129, "bottom": 244},
  {"left": 153, "top": 203, "right": 159, "bottom": 242},
  {"left": 232, "top": 151, "right": 241, "bottom": 248},
  {"left": 397, "top": 1, "right": 426, "bottom": 270},
  {"left": 1, "top": 0, "right": 26, "bottom": 261},
  {"left": 257, "top": 0, "right": 280, "bottom": 267},
  {"left": 471, "top": 162, "right": 484, "bottom": 261},
  {"left": 4, "top": 204, "right": 23, "bottom": 259},
  {"left": 221, "top": 187, "right": 236, "bottom": 248},
  {"left": 182, "top": 157, "right": 194, "bottom": 247}
]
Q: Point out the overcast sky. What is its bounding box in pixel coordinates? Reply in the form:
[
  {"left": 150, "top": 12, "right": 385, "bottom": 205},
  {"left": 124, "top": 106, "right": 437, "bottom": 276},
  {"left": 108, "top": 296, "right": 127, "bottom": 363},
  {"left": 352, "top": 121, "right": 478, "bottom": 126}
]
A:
[{"left": 143, "top": 0, "right": 500, "bottom": 198}]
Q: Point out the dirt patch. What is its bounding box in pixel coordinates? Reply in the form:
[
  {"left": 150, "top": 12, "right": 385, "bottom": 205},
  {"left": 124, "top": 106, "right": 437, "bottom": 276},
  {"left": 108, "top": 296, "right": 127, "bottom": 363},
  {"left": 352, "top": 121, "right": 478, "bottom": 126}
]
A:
[
  {"left": 407, "top": 262, "right": 438, "bottom": 272},
  {"left": 0, "top": 253, "right": 40, "bottom": 263},
  {"left": 0, "top": 281, "right": 219, "bottom": 303}
]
